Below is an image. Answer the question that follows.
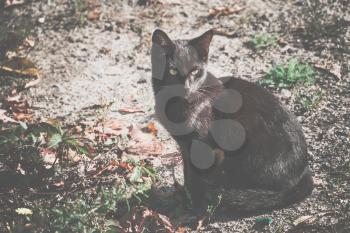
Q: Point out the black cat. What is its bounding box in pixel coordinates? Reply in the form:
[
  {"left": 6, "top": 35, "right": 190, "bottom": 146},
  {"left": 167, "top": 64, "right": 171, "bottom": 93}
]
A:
[{"left": 151, "top": 29, "right": 313, "bottom": 212}]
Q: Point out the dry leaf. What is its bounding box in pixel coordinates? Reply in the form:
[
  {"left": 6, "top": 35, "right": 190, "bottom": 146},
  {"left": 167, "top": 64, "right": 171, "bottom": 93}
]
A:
[
  {"left": 293, "top": 215, "right": 316, "bottom": 226},
  {"left": 10, "top": 101, "right": 29, "bottom": 113},
  {"left": 67, "top": 148, "right": 80, "bottom": 163},
  {"left": 87, "top": 9, "right": 100, "bottom": 20},
  {"left": 13, "top": 112, "right": 33, "bottom": 121},
  {"left": 0, "top": 57, "right": 39, "bottom": 77},
  {"left": 40, "top": 148, "right": 57, "bottom": 166},
  {"left": 25, "top": 71, "right": 42, "bottom": 88},
  {"left": 126, "top": 141, "right": 163, "bottom": 156},
  {"left": 96, "top": 119, "right": 130, "bottom": 136},
  {"left": 212, "top": 28, "right": 238, "bottom": 38},
  {"left": 4, "top": 0, "right": 25, "bottom": 8},
  {"left": 118, "top": 107, "right": 144, "bottom": 114},
  {"left": 175, "top": 226, "right": 187, "bottom": 233},
  {"left": 120, "top": 206, "right": 174, "bottom": 233},
  {"left": 0, "top": 109, "right": 17, "bottom": 123},
  {"left": 277, "top": 37, "right": 287, "bottom": 46},
  {"left": 6, "top": 94, "right": 22, "bottom": 102},
  {"left": 142, "top": 122, "right": 158, "bottom": 136},
  {"left": 127, "top": 126, "right": 163, "bottom": 156},
  {"left": 208, "top": 6, "right": 245, "bottom": 18},
  {"left": 52, "top": 180, "right": 65, "bottom": 188},
  {"left": 94, "top": 159, "right": 117, "bottom": 176},
  {"left": 23, "top": 36, "right": 35, "bottom": 47},
  {"left": 119, "top": 161, "right": 131, "bottom": 170},
  {"left": 5, "top": 91, "right": 31, "bottom": 114}
]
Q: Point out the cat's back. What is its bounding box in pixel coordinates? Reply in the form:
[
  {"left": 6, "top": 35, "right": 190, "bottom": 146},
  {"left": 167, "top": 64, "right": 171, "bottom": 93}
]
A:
[
  {"left": 219, "top": 76, "right": 297, "bottom": 125},
  {"left": 219, "top": 76, "right": 280, "bottom": 109},
  {"left": 217, "top": 76, "right": 308, "bottom": 176}
]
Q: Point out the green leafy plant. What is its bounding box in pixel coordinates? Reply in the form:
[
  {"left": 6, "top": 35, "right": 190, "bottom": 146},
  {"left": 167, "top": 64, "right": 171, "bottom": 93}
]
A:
[
  {"left": 249, "top": 32, "right": 276, "bottom": 51},
  {"left": 44, "top": 187, "right": 125, "bottom": 233},
  {"left": 206, "top": 193, "right": 222, "bottom": 222},
  {"left": 0, "top": 122, "right": 89, "bottom": 185},
  {"left": 44, "top": 122, "right": 90, "bottom": 159},
  {"left": 73, "top": 0, "right": 87, "bottom": 26},
  {"left": 263, "top": 58, "right": 315, "bottom": 88},
  {"left": 40, "top": 163, "right": 156, "bottom": 232},
  {"left": 299, "top": 90, "right": 323, "bottom": 111}
]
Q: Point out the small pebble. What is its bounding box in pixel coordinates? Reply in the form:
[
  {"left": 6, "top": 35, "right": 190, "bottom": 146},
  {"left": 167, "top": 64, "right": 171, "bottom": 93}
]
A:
[
  {"left": 281, "top": 89, "right": 292, "bottom": 98},
  {"left": 38, "top": 17, "right": 45, "bottom": 24},
  {"left": 137, "top": 78, "right": 147, "bottom": 84}
]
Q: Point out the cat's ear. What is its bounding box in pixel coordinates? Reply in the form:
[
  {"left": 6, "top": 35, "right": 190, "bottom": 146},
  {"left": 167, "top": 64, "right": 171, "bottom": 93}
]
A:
[
  {"left": 189, "top": 29, "right": 213, "bottom": 60},
  {"left": 152, "top": 29, "right": 175, "bottom": 55}
]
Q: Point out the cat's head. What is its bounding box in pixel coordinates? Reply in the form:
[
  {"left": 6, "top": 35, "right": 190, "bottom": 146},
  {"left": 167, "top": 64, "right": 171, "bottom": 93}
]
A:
[{"left": 151, "top": 29, "right": 213, "bottom": 95}]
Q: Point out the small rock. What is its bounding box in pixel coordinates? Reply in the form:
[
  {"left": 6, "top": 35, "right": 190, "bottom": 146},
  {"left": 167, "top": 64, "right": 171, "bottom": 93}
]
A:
[
  {"left": 281, "top": 89, "right": 292, "bottom": 98},
  {"left": 280, "top": 45, "right": 296, "bottom": 54},
  {"left": 38, "top": 17, "right": 45, "bottom": 24},
  {"left": 137, "top": 78, "right": 147, "bottom": 84},
  {"left": 296, "top": 116, "right": 304, "bottom": 122},
  {"left": 104, "top": 22, "right": 113, "bottom": 31},
  {"left": 67, "top": 36, "right": 74, "bottom": 43}
]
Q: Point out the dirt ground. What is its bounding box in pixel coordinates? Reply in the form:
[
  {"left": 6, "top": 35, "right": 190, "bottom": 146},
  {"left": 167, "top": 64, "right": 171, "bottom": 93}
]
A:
[{"left": 1, "top": 0, "right": 349, "bottom": 232}]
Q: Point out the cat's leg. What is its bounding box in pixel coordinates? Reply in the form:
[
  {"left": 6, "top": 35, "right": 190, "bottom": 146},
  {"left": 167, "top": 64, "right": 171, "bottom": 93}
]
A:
[
  {"left": 176, "top": 139, "right": 208, "bottom": 211},
  {"left": 182, "top": 154, "right": 207, "bottom": 211}
]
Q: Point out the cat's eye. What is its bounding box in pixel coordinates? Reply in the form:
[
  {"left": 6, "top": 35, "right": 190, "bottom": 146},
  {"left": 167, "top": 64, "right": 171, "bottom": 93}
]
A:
[
  {"left": 169, "top": 69, "right": 178, "bottom": 76},
  {"left": 191, "top": 68, "right": 200, "bottom": 76}
]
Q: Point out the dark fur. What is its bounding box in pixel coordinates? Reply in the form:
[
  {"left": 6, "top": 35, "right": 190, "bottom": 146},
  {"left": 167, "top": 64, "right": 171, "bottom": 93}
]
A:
[{"left": 151, "top": 29, "right": 313, "bottom": 212}]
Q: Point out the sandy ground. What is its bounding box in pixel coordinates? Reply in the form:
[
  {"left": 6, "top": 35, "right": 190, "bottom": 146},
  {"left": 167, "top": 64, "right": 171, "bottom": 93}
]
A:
[{"left": 1, "top": 0, "right": 349, "bottom": 232}]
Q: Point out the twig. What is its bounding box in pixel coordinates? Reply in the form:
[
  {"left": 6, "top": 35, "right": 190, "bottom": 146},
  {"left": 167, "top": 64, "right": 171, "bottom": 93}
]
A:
[{"left": 212, "top": 28, "right": 240, "bottom": 38}]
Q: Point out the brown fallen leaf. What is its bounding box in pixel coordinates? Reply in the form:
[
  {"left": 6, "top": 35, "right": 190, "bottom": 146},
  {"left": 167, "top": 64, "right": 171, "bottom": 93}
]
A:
[
  {"left": 52, "top": 180, "right": 64, "bottom": 188},
  {"left": 94, "top": 159, "right": 117, "bottom": 176},
  {"left": 6, "top": 90, "right": 31, "bottom": 114},
  {"left": 141, "top": 122, "right": 158, "bottom": 136},
  {"left": 68, "top": 148, "right": 83, "bottom": 163},
  {"left": 208, "top": 6, "right": 245, "bottom": 18},
  {"left": 13, "top": 112, "right": 33, "bottom": 121},
  {"left": 40, "top": 148, "right": 57, "bottom": 167},
  {"left": 126, "top": 141, "right": 163, "bottom": 156},
  {"left": 0, "top": 109, "right": 17, "bottom": 123},
  {"left": 0, "top": 57, "right": 38, "bottom": 77},
  {"left": 118, "top": 107, "right": 144, "bottom": 114},
  {"left": 5, "top": 93, "right": 32, "bottom": 116},
  {"left": 127, "top": 126, "right": 163, "bottom": 156},
  {"left": 118, "top": 161, "right": 131, "bottom": 171},
  {"left": 175, "top": 226, "right": 187, "bottom": 233},
  {"left": 277, "top": 37, "right": 288, "bottom": 46},
  {"left": 9, "top": 100, "right": 29, "bottom": 113},
  {"left": 119, "top": 206, "right": 174, "bottom": 233},
  {"left": 25, "top": 71, "right": 42, "bottom": 88},
  {"left": 97, "top": 118, "right": 130, "bottom": 136},
  {"left": 23, "top": 36, "right": 35, "bottom": 48},
  {"left": 212, "top": 28, "right": 239, "bottom": 38},
  {"left": 87, "top": 9, "right": 100, "bottom": 21},
  {"left": 6, "top": 94, "right": 22, "bottom": 102}
]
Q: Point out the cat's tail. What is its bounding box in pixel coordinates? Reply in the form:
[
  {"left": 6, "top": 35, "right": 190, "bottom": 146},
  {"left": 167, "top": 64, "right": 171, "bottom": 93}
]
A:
[{"left": 219, "top": 169, "right": 314, "bottom": 212}]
